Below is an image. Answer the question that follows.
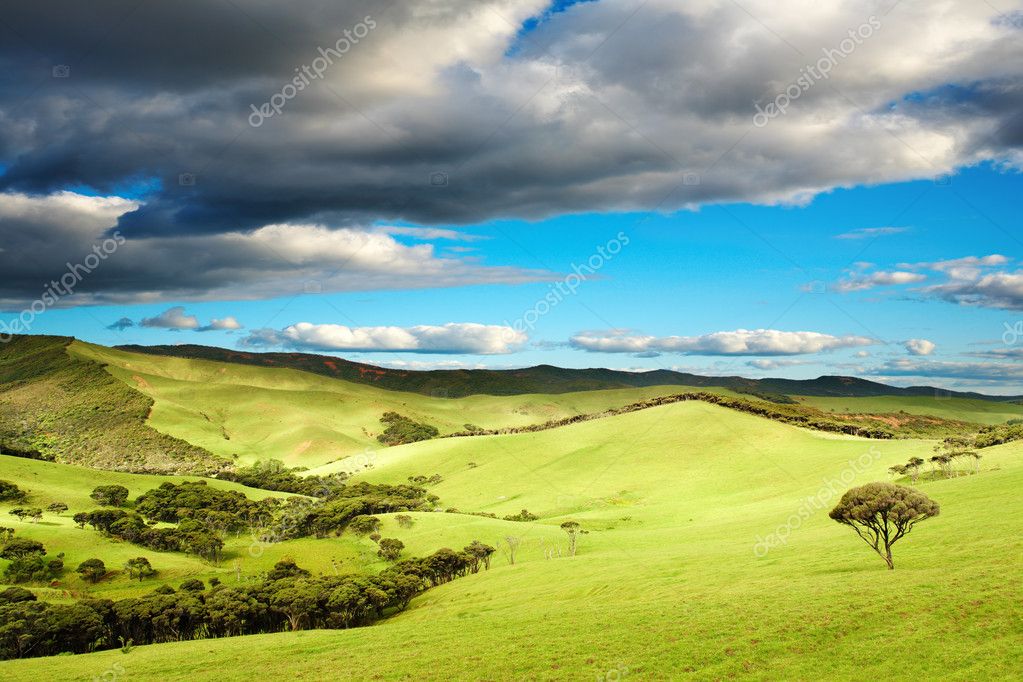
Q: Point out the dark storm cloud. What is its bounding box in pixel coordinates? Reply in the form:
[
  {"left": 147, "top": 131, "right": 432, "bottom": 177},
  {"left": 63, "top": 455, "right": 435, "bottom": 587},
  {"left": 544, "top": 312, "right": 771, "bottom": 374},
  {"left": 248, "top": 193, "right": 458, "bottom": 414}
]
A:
[{"left": 0, "top": 0, "right": 1021, "bottom": 304}]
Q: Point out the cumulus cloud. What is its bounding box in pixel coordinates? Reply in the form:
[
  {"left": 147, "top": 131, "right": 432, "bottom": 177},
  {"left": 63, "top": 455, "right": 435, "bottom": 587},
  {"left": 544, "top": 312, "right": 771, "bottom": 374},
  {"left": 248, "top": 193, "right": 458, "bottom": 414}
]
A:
[
  {"left": 834, "top": 227, "right": 908, "bottom": 240},
  {"left": 0, "top": 191, "right": 552, "bottom": 308},
  {"left": 921, "top": 258, "right": 1023, "bottom": 309},
  {"left": 242, "top": 322, "right": 526, "bottom": 354},
  {"left": 904, "top": 338, "right": 936, "bottom": 356},
  {"left": 374, "top": 226, "right": 483, "bottom": 241},
  {"left": 140, "top": 307, "right": 200, "bottom": 330},
  {"left": 197, "top": 317, "right": 244, "bottom": 332},
  {"left": 0, "top": 0, "right": 1021, "bottom": 248},
  {"left": 832, "top": 270, "right": 927, "bottom": 293},
  {"left": 569, "top": 329, "right": 876, "bottom": 356},
  {"left": 746, "top": 358, "right": 812, "bottom": 370}
]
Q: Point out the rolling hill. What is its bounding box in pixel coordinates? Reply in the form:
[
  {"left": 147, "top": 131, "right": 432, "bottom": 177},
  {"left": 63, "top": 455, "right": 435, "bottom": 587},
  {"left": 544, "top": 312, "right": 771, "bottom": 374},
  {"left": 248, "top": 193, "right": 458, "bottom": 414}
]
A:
[{"left": 4, "top": 400, "right": 1022, "bottom": 680}]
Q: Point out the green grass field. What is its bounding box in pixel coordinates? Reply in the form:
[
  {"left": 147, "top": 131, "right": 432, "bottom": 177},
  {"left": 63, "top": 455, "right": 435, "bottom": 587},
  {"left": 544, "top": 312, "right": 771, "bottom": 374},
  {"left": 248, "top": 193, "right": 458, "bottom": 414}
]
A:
[
  {"left": 71, "top": 341, "right": 726, "bottom": 468},
  {"left": 4, "top": 398, "right": 1022, "bottom": 680}
]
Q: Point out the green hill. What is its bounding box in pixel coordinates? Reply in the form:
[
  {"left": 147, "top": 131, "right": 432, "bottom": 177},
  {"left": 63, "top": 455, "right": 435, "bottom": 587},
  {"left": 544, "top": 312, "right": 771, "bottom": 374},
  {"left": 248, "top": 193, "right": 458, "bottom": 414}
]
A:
[
  {"left": 4, "top": 402, "right": 1021, "bottom": 680},
  {"left": 0, "top": 336, "right": 222, "bottom": 474}
]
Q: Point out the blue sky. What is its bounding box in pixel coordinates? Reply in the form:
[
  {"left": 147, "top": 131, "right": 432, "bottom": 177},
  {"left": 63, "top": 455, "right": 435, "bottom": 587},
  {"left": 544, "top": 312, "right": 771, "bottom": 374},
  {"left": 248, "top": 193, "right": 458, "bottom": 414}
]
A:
[
  {"left": 1, "top": 1, "right": 1021, "bottom": 392},
  {"left": 15, "top": 163, "right": 1022, "bottom": 393}
]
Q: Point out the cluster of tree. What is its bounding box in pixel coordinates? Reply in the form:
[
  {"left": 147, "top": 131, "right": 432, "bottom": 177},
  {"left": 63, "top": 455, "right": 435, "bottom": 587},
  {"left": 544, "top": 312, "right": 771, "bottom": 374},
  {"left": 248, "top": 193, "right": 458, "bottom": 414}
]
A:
[
  {"left": 407, "top": 474, "right": 443, "bottom": 485},
  {"left": 260, "top": 482, "right": 435, "bottom": 542},
  {"left": 64, "top": 479, "right": 440, "bottom": 564},
  {"left": 134, "top": 481, "right": 272, "bottom": 523},
  {"left": 974, "top": 421, "right": 1023, "bottom": 448},
  {"left": 0, "top": 538, "right": 64, "bottom": 584},
  {"left": 503, "top": 509, "right": 539, "bottom": 522},
  {"left": 7, "top": 508, "right": 43, "bottom": 523},
  {"left": 0, "top": 479, "right": 26, "bottom": 502},
  {"left": 0, "top": 546, "right": 494, "bottom": 660},
  {"left": 216, "top": 459, "right": 350, "bottom": 496},
  {"left": 73, "top": 508, "right": 228, "bottom": 564},
  {"left": 888, "top": 457, "right": 926, "bottom": 483},
  {"left": 376, "top": 412, "right": 440, "bottom": 446},
  {"left": 889, "top": 439, "right": 985, "bottom": 483}
]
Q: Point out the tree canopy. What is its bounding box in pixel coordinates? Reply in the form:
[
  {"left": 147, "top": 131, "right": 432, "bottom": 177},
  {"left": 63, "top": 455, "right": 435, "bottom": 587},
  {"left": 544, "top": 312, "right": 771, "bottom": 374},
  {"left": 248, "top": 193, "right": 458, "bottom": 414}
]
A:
[{"left": 829, "top": 482, "right": 939, "bottom": 569}]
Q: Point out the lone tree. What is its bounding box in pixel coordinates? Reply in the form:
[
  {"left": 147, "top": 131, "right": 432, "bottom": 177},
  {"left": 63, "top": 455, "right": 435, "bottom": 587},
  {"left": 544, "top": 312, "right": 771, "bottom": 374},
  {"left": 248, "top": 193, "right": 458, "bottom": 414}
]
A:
[
  {"left": 560, "top": 521, "right": 588, "bottom": 557},
  {"left": 829, "top": 482, "right": 939, "bottom": 569},
  {"left": 377, "top": 537, "right": 404, "bottom": 561},
  {"left": 124, "top": 557, "right": 156, "bottom": 582},
  {"left": 76, "top": 558, "right": 106, "bottom": 584},
  {"left": 46, "top": 502, "right": 68, "bottom": 516}
]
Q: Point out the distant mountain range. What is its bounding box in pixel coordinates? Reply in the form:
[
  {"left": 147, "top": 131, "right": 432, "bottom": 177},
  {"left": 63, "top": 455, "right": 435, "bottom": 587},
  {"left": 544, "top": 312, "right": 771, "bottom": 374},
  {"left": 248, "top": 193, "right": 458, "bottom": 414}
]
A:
[{"left": 116, "top": 343, "right": 1022, "bottom": 402}]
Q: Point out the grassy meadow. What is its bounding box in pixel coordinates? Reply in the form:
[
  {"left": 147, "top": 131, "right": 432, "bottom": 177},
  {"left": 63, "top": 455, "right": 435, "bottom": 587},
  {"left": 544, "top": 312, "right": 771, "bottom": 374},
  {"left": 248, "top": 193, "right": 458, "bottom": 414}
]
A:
[{"left": 4, "top": 395, "right": 1022, "bottom": 680}]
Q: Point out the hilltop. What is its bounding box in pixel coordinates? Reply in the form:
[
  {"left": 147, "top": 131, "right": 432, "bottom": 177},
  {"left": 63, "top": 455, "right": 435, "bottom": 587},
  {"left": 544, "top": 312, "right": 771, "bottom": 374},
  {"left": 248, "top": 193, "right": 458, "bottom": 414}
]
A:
[{"left": 116, "top": 343, "right": 1020, "bottom": 402}]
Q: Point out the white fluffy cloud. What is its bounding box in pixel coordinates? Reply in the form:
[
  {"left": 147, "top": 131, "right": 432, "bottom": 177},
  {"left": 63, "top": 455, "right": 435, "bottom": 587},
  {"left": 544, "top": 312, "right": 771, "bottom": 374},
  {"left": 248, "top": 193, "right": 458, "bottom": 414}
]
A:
[
  {"left": 569, "top": 329, "right": 876, "bottom": 356},
  {"left": 904, "top": 338, "right": 936, "bottom": 356},
  {"left": 197, "top": 317, "right": 244, "bottom": 332},
  {"left": 832, "top": 270, "right": 927, "bottom": 293},
  {"left": 140, "top": 307, "right": 199, "bottom": 330},
  {"left": 243, "top": 322, "right": 527, "bottom": 354},
  {"left": 919, "top": 256, "right": 1023, "bottom": 310},
  {"left": 747, "top": 358, "right": 812, "bottom": 370}
]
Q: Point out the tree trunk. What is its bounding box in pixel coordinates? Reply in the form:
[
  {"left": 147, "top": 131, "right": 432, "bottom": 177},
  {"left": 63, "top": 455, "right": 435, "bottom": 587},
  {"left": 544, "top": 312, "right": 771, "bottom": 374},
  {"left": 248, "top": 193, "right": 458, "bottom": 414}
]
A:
[{"left": 884, "top": 546, "right": 894, "bottom": 570}]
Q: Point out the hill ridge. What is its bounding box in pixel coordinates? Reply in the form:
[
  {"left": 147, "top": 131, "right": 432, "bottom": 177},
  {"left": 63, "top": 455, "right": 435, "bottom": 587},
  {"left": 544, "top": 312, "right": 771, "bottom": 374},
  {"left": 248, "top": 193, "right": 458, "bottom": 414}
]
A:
[{"left": 115, "top": 342, "right": 1020, "bottom": 401}]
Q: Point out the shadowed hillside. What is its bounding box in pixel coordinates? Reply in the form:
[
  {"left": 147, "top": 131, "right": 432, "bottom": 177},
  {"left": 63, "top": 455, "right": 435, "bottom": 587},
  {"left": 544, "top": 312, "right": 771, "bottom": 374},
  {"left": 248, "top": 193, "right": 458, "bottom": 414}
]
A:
[{"left": 0, "top": 336, "right": 224, "bottom": 474}]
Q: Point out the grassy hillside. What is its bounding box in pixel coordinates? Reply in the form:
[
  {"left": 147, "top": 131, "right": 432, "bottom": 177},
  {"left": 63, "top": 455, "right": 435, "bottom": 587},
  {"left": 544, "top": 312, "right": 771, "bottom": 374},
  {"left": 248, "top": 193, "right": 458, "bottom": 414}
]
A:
[
  {"left": 0, "top": 336, "right": 223, "bottom": 474},
  {"left": 73, "top": 341, "right": 713, "bottom": 468},
  {"left": 797, "top": 394, "right": 1023, "bottom": 426},
  {"left": 5, "top": 403, "right": 1021, "bottom": 680}
]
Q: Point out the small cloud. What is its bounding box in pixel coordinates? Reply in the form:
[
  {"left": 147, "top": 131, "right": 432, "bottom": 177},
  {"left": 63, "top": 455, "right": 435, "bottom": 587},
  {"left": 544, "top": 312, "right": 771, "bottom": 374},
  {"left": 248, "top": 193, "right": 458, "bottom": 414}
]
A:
[
  {"left": 904, "top": 338, "right": 936, "bottom": 356},
  {"left": 373, "top": 226, "right": 484, "bottom": 241},
  {"left": 854, "top": 350, "right": 871, "bottom": 358},
  {"left": 832, "top": 270, "right": 926, "bottom": 293},
  {"left": 835, "top": 226, "right": 909, "bottom": 240},
  {"left": 242, "top": 322, "right": 526, "bottom": 355},
  {"left": 746, "top": 358, "right": 812, "bottom": 370},
  {"left": 106, "top": 317, "right": 134, "bottom": 331},
  {"left": 197, "top": 316, "right": 244, "bottom": 332},
  {"left": 140, "top": 306, "right": 199, "bottom": 330}
]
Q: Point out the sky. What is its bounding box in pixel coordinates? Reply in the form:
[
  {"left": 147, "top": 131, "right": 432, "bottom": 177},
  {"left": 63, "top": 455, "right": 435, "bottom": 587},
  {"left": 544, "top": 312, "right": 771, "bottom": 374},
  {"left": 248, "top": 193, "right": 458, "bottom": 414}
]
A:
[{"left": 0, "top": 0, "right": 1021, "bottom": 393}]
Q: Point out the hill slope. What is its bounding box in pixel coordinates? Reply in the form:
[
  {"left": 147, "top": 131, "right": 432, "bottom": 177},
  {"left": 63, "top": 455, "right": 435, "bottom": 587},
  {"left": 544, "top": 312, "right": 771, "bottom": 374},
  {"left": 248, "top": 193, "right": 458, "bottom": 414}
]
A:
[
  {"left": 0, "top": 336, "right": 223, "bottom": 473},
  {"left": 6, "top": 404, "right": 1022, "bottom": 680},
  {"left": 74, "top": 341, "right": 721, "bottom": 468}
]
